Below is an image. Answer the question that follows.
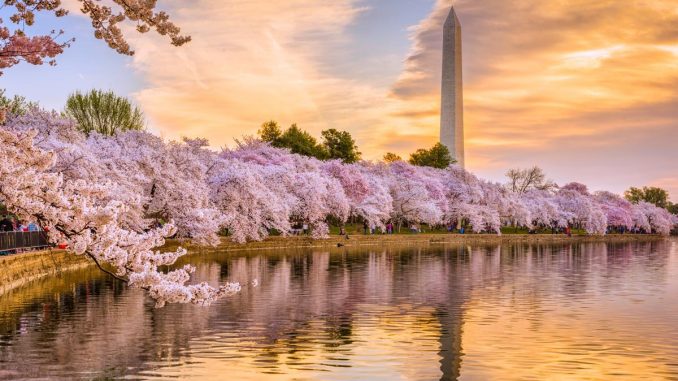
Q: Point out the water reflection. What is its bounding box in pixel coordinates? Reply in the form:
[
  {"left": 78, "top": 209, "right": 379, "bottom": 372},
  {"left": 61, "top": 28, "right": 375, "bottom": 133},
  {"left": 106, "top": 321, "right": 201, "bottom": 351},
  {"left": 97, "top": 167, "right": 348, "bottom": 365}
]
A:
[{"left": 0, "top": 239, "right": 676, "bottom": 380}]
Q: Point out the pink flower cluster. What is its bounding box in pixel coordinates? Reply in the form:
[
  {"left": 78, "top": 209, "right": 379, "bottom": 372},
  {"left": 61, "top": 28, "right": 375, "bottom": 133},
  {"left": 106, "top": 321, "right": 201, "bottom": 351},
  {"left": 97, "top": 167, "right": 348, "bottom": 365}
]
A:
[
  {"left": 1, "top": 109, "right": 676, "bottom": 305},
  {"left": 1, "top": 0, "right": 187, "bottom": 75}
]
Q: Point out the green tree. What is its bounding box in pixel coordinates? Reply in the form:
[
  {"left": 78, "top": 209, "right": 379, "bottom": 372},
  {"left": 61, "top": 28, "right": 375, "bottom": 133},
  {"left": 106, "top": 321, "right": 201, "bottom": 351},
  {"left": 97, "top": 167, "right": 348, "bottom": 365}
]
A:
[
  {"left": 258, "top": 120, "right": 283, "bottom": 145},
  {"left": 624, "top": 186, "right": 669, "bottom": 209},
  {"left": 408, "top": 142, "right": 454, "bottom": 169},
  {"left": 257, "top": 122, "right": 362, "bottom": 162},
  {"left": 65, "top": 89, "right": 145, "bottom": 136},
  {"left": 278, "top": 124, "right": 328, "bottom": 159},
  {"left": 383, "top": 152, "right": 402, "bottom": 163},
  {"left": 321, "top": 128, "right": 361, "bottom": 163},
  {"left": 1, "top": 89, "right": 38, "bottom": 122}
]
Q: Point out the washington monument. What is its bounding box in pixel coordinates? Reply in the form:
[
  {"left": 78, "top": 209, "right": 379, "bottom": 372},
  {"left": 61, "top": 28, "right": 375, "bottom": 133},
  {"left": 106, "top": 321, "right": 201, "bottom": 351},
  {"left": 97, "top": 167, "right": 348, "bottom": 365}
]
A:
[{"left": 440, "top": 6, "right": 464, "bottom": 167}]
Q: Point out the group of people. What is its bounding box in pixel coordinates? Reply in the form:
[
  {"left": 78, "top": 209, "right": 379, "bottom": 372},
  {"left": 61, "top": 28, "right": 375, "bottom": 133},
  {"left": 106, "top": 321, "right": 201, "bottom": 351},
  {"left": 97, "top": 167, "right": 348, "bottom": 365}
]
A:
[
  {"left": 361, "top": 221, "right": 397, "bottom": 235},
  {"left": 0, "top": 216, "right": 41, "bottom": 232},
  {"left": 0, "top": 216, "right": 47, "bottom": 255},
  {"left": 291, "top": 222, "right": 310, "bottom": 236}
]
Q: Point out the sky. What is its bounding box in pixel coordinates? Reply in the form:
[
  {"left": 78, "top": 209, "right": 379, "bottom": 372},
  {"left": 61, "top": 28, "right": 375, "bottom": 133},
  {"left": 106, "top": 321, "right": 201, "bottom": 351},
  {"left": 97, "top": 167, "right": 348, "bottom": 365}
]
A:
[{"left": 2, "top": 0, "right": 677, "bottom": 200}]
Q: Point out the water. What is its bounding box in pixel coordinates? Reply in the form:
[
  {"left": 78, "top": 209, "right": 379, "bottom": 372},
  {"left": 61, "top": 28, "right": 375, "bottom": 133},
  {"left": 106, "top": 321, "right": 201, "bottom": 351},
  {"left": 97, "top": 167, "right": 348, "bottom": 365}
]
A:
[{"left": 1, "top": 239, "right": 677, "bottom": 380}]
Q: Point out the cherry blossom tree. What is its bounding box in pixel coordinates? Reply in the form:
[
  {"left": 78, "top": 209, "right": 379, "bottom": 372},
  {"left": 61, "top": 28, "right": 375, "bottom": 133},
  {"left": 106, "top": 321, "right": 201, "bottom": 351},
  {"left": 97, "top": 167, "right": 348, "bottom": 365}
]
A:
[
  {"left": 0, "top": 127, "right": 240, "bottom": 307},
  {"left": 594, "top": 191, "right": 634, "bottom": 229},
  {"left": 291, "top": 171, "right": 349, "bottom": 238},
  {"left": 209, "top": 158, "right": 294, "bottom": 243},
  {"left": 351, "top": 172, "right": 393, "bottom": 229},
  {"left": 3, "top": 109, "right": 676, "bottom": 313},
  {"left": 385, "top": 161, "right": 445, "bottom": 230},
  {"left": 490, "top": 185, "right": 531, "bottom": 229},
  {"left": 4, "top": 109, "right": 224, "bottom": 243},
  {"left": 442, "top": 166, "right": 501, "bottom": 233},
  {"left": 521, "top": 189, "right": 563, "bottom": 229},
  {"left": 555, "top": 183, "right": 607, "bottom": 234},
  {"left": 3, "top": 108, "right": 151, "bottom": 232},
  {"left": 220, "top": 139, "right": 350, "bottom": 240},
  {"left": 633, "top": 201, "right": 674, "bottom": 235},
  {"left": 1, "top": 0, "right": 189, "bottom": 75}
]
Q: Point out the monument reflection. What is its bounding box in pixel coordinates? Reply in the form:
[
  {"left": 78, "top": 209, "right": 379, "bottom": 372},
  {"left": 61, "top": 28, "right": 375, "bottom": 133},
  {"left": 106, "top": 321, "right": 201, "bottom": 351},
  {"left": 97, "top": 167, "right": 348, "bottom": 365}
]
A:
[{"left": 0, "top": 239, "right": 675, "bottom": 380}]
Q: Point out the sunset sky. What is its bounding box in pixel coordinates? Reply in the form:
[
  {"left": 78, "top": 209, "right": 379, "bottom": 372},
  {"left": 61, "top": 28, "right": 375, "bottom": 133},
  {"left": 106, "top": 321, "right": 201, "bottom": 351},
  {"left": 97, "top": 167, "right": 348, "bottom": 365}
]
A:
[{"left": 3, "top": 0, "right": 677, "bottom": 200}]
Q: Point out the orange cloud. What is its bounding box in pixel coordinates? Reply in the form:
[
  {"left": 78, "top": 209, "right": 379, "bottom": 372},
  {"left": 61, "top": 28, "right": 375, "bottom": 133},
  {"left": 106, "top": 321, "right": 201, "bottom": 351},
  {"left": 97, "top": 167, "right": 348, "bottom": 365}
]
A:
[
  {"left": 122, "top": 0, "right": 678, "bottom": 197},
  {"left": 388, "top": 0, "right": 678, "bottom": 194}
]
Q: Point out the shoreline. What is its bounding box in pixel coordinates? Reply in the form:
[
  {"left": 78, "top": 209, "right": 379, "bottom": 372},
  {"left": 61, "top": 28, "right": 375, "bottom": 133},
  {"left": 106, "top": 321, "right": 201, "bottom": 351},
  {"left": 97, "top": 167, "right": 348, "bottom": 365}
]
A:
[
  {"left": 174, "top": 233, "right": 668, "bottom": 254},
  {"left": 0, "top": 249, "right": 89, "bottom": 296},
  {"left": 1, "top": 234, "right": 669, "bottom": 296}
]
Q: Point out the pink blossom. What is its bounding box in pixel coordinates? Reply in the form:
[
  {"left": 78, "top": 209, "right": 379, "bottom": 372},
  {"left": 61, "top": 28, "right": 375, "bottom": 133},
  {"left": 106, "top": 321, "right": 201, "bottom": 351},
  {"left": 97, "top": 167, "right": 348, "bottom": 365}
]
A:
[{"left": 0, "top": 127, "right": 239, "bottom": 307}]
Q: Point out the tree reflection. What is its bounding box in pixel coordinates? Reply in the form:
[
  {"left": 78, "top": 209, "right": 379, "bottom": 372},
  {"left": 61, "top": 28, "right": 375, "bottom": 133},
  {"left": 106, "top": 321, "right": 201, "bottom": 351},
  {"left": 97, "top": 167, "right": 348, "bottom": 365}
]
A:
[{"left": 0, "top": 238, "right": 673, "bottom": 380}]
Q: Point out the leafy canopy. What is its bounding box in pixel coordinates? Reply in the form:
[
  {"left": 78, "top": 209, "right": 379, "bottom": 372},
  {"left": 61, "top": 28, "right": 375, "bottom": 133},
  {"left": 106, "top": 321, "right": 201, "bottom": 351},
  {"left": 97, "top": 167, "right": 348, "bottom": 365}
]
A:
[
  {"left": 258, "top": 121, "right": 361, "bottom": 163},
  {"left": 0, "top": 89, "right": 38, "bottom": 123},
  {"left": 383, "top": 152, "right": 402, "bottom": 163},
  {"left": 624, "top": 186, "right": 669, "bottom": 208},
  {"left": 408, "top": 142, "right": 454, "bottom": 169},
  {"left": 65, "top": 89, "right": 145, "bottom": 136},
  {"left": 321, "top": 128, "right": 361, "bottom": 163}
]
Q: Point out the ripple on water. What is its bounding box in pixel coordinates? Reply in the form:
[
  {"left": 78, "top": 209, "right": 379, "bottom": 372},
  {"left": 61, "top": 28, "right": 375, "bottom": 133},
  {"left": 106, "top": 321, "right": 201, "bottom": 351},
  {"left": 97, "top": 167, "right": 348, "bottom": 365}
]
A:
[{"left": 0, "top": 239, "right": 677, "bottom": 380}]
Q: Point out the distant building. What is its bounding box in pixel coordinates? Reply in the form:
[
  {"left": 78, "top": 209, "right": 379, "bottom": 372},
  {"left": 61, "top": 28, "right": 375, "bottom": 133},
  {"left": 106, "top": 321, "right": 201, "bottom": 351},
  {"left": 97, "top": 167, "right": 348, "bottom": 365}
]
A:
[{"left": 440, "top": 6, "right": 464, "bottom": 167}]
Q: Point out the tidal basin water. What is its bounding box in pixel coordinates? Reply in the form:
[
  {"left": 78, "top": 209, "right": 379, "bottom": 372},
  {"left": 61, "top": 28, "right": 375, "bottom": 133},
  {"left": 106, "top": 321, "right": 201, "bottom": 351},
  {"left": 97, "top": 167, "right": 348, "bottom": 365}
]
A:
[{"left": 1, "top": 239, "right": 678, "bottom": 380}]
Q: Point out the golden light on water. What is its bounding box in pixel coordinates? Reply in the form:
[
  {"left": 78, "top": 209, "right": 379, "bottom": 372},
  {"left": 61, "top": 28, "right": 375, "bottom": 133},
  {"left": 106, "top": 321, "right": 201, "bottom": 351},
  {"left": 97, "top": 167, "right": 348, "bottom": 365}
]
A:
[{"left": 2, "top": 239, "right": 677, "bottom": 380}]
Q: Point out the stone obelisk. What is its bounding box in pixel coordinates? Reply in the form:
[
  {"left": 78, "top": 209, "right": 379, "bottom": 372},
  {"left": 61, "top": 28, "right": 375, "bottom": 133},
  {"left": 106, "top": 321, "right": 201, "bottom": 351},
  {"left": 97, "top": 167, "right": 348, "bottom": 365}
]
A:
[{"left": 440, "top": 6, "right": 464, "bottom": 167}]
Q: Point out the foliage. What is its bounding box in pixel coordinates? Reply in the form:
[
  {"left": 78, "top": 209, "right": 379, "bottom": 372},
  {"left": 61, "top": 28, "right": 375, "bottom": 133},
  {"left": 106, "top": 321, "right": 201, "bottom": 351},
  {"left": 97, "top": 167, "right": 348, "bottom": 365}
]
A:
[
  {"left": 278, "top": 124, "right": 327, "bottom": 159},
  {"left": 258, "top": 121, "right": 325, "bottom": 158},
  {"left": 321, "top": 128, "right": 361, "bottom": 163},
  {"left": 0, "top": 90, "right": 38, "bottom": 122},
  {"left": 624, "top": 186, "right": 669, "bottom": 209},
  {"left": 1, "top": 0, "right": 188, "bottom": 75},
  {"left": 258, "top": 121, "right": 361, "bottom": 163},
  {"left": 408, "top": 142, "right": 454, "bottom": 169},
  {"left": 506, "top": 166, "right": 556, "bottom": 193},
  {"left": 2, "top": 109, "right": 677, "bottom": 305},
  {"left": 258, "top": 120, "right": 283, "bottom": 144},
  {"left": 65, "top": 89, "right": 145, "bottom": 136},
  {"left": 0, "top": 126, "right": 239, "bottom": 307},
  {"left": 383, "top": 152, "right": 402, "bottom": 163}
]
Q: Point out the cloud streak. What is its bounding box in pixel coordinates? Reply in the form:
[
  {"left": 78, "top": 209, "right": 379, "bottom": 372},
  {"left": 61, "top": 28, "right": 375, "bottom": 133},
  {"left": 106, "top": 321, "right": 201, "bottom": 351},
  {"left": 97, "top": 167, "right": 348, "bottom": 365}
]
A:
[
  {"left": 121, "top": 0, "right": 678, "bottom": 198},
  {"left": 390, "top": 0, "right": 678, "bottom": 195}
]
